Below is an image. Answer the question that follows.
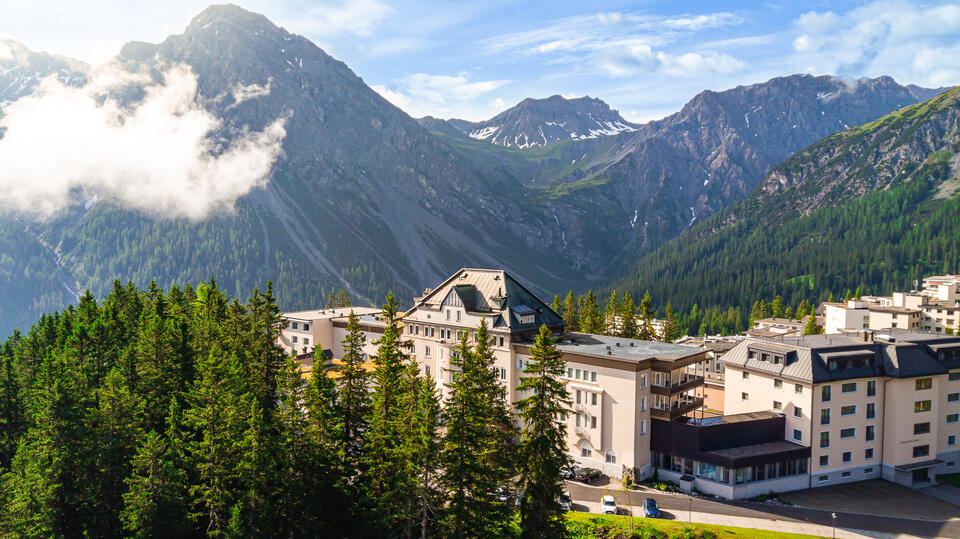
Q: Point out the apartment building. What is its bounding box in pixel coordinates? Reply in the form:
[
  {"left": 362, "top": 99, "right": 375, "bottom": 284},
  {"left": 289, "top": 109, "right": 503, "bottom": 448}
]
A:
[
  {"left": 676, "top": 335, "right": 742, "bottom": 414},
  {"left": 824, "top": 276, "right": 960, "bottom": 335},
  {"left": 724, "top": 329, "right": 960, "bottom": 489},
  {"left": 278, "top": 306, "right": 383, "bottom": 361}
]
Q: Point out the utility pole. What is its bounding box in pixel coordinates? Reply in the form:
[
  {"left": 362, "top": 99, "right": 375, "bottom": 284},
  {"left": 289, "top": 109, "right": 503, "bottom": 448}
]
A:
[
  {"left": 688, "top": 498, "right": 693, "bottom": 523},
  {"left": 832, "top": 512, "right": 837, "bottom": 538}
]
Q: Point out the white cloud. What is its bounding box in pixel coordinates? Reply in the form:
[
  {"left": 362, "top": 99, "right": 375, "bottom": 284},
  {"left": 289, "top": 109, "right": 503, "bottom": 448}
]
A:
[
  {"left": 0, "top": 63, "right": 287, "bottom": 220},
  {"left": 481, "top": 10, "right": 747, "bottom": 80},
  {"left": 228, "top": 78, "right": 272, "bottom": 108},
  {"left": 292, "top": 0, "right": 394, "bottom": 38},
  {"left": 595, "top": 46, "right": 746, "bottom": 78},
  {"left": 790, "top": 1, "right": 960, "bottom": 87},
  {"left": 371, "top": 73, "right": 510, "bottom": 120}
]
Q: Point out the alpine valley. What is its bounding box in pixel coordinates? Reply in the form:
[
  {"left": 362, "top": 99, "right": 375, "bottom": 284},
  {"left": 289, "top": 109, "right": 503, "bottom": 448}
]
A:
[{"left": 0, "top": 4, "right": 954, "bottom": 336}]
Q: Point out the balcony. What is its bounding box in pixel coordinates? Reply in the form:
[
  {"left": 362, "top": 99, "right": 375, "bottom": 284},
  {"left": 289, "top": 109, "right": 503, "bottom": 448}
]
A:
[
  {"left": 651, "top": 397, "right": 704, "bottom": 421},
  {"left": 651, "top": 375, "right": 705, "bottom": 396}
]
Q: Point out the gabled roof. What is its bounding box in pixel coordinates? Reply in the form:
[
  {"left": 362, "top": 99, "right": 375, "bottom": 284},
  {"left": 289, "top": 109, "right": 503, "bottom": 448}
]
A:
[{"left": 405, "top": 268, "right": 564, "bottom": 334}]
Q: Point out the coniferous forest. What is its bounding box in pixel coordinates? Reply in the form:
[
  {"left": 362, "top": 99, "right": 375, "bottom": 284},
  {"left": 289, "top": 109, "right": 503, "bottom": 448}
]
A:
[{"left": 0, "top": 282, "right": 570, "bottom": 538}]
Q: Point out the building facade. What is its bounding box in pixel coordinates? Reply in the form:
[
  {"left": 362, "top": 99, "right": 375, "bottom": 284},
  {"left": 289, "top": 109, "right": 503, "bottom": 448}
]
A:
[{"left": 724, "top": 330, "right": 960, "bottom": 489}]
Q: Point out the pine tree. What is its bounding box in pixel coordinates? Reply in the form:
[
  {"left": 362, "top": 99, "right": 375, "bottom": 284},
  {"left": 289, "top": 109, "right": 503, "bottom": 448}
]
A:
[
  {"left": 365, "top": 292, "right": 418, "bottom": 534},
  {"left": 749, "top": 300, "right": 763, "bottom": 327},
  {"left": 440, "top": 329, "right": 512, "bottom": 538},
  {"left": 804, "top": 308, "right": 823, "bottom": 335},
  {"left": 517, "top": 325, "right": 570, "bottom": 539},
  {"left": 336, "top": 289, "right": 351, "bottom": 308},
  {"left": 550, "top": 294, "right": 562, "bottom": 316},
  {"left": 560, "top": 291, "right": 577, "bottom": 331},
  {"left": 618, "top": 292, "right": 637, "bottom": 338},
  {"left": 637, "top": 291, "right": 655, "bottom": 341},
  {"left": 580, "top": 290, "right": 601, "bottom": 334},
  {"left": 336, "top": 311, "right": 371, "bottom": 484},
  {"left": 602, "top": 291, "right": 619, "bottom": 336},
  {"left": 404, "top": 360, "right": 442, "bottom": 539},
  {"left": 660, "top": 302, "right": 679, "bottom": 342},
  {"left": 120, "top": 400, "right": 192, "bottom": 538},
  {"left": 771, "top": 296, "right": 784, "bottom": 318}
]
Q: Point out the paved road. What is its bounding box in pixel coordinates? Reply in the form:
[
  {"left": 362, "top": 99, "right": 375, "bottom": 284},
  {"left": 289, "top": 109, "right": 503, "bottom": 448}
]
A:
[{"left": 565, "top": 480, "right": 960, "bottom": 538}]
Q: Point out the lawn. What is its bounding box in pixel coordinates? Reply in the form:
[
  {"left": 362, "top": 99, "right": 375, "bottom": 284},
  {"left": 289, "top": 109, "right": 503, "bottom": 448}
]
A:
[
  {"left": 565, "top": 512, "right": 824, "bottom": 539},
  {"left": 939, "top": 473, "right": 960, "bottom": 488}
]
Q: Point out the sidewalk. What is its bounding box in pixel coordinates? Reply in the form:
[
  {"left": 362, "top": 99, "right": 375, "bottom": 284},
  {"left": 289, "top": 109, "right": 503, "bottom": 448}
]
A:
[
  {"left": 576, "top": 499, "right": 909, "bottom": 538},
  {"left": 920, "top": 483, "right": 960, "bottom": 508}
]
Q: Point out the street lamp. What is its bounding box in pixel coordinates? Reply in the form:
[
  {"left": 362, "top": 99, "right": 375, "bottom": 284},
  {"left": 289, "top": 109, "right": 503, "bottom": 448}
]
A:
[
  {"left": 831, "top": 512, "right": 837, "bottom": 538},
  {"left": 688, "top": 498, "right": 693, "bottom": 523}
]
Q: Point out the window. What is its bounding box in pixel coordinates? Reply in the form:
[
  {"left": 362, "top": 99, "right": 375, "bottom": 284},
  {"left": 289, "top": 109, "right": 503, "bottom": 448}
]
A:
[
  {"left": 840, "top": 427, "right": 855, "bottom": 439},
  {"left": 865, "top": 448, "right": 874, "bottom": 459},
  {"left": 742, "top": 371, "right": 750, "bottom": 380},
  {"left": 291, "top": 322, "right": 298, "bottom": 330},
  {"left": 581, "top": 446, "right": 591, "bottom": 458},
  {"left": 841, "top": 405, "right": 856, "bottom": 416},
  {"left": 575, "top": 415, "right": 580, "bottom": 427},
  {"left": 842, "top": 382, "right": 857, "bottom": 393},
  {"left": 591, "top": 393, "right": 598, "bottom": 406},
  {"left": 821, "top": 409, "right": 831, "bottom": 425},
  {"left": 774, "top": 378, "right": 783, "bottom": 389},
  {"left": 303, "top": 338, "right": 310, "bottom": 346},
  {"left": 916, "top": 378, "right": 933, "bottom": 390},
  {"left": 950, "top": 372, "right": 960, "bottom": 381},
  {"left": 424, "top": 346, "right": 431, "bottom": 358},
  {"left": 591, "top": 371, "right": 597, "bottom": 382},
  {"left": 842, "top": 451, "right": 852, "bottom": 463},
  {"left": 820, "top": 431, "right": 830, "bottom": 448},
  {"left": 867, "top": 380, "right": 876, "bottom": 397},
  {"left": 605, "top": 450, "right": 616, "bottom": 464},
  {"left": 430, "top": 327, "right": 435, "bottom": 337},
  {"left": 865, "top": 467, "right": 874, "bottom": 474},
  {"left": 865, "top": 425, "right": 875, "bottom": 442},
  {"left": 794, "top": 407, "right": 803, "bottom": 418},
  {"left": 567, "top": 368, "right": 573, "bottom": 378},
  {"left": 425, "top": 365, "right": 431, "bottom": 377},
  {"left": 576, "top": 390, "right": 581, "bottom": 404},
  {"left": 456, "top": 310, "right": 461, "bottom": 322},
  {"left": 866, "top": 402, "right": 876, "bottom": 419},
  {"left": 949, "top": 413, "right": 960, "bottom": 423},
  {"left": 913, "top": 445, "right": 930, "bottom": 458},
  {"left": 914, "top": 422, "right": 931, "bottom": 435},
  {"left": 949, "top": 435, "right": 957, "bottom": 446},
  {"left": 591, "top": 416, "right": 597, "bottom": 429},
  {"left": 640, "top": 420, "right": 647, "bottom": 435},
  {"left": 822, "top": 385, "right": 832, "bottom": 402},
  {"left": 915, "top": 400, "right": 932, "bottom": 413},
  {"left": 575, "top": 369, "right": 581, "bottom": 379},
  {"left": 819, "top": 455, "right": 829, "bottom": 467},
  {"left": 818, "top": 475, "right": 829, "bottom": 483},
  {"left": 640, "top": 396, "right": 647, "bottom": 411},
  {"left": 795, "top": 384, "right": 803, "bottom": 394},
  {"left": 793, "top": 429, "right": 802, "bottom": 441},
  {"left": 640, "top": 374, "right": 647, "bottom": 388},
  {"left": 773, "top": 401, "right": 782, "bottom": 411},
  {"left": 741, "top": 392, "right": 749, "bottom": 401},
  {"left": 498, "top": 337, "right": 504, "bottom": 347},
  {"left": 949, "top": 393, "right": 960, "bottom": 402},
  {"left": 302, "top": 323, "right": 310, "bottom": 331},
  {"left": 841, "top": 471, "right": 852, "bottom": 478}
]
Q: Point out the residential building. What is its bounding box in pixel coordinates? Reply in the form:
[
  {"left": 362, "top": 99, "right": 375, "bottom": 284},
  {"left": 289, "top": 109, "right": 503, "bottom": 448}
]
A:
[
  {"left": 724, "top": 329, "right": 960, "bottom": 489},
  {"left": 749, "top": 318, "right": 806, "bottom": 337},
  {"left": 823, "top": 276, "right": 960, "bottom": 335},
  {"left": 676, "top": 335, "right": 742, "bottom": 414}
]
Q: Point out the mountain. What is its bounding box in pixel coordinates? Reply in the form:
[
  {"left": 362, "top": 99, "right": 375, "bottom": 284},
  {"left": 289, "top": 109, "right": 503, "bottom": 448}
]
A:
[
  {"left": 423, "top": 95, "right": 638, "bottom": 148},
  {"left": 612, "top": 87, "right": 960, "bottom": 315},
  {"left": 0, "top": 39, "right": 86, "bottom": 106},
  {"left": 428, "top": 74, "right": 944, "bottom": 273},
  {"left": 0, "top": 4, "right": 947, "bottom": 338}
]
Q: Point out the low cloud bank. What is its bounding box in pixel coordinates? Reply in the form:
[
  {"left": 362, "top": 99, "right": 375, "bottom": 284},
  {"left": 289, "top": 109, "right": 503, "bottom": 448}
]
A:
[{"left": 0, "top": 63, "right": 286, "bottom": 220}]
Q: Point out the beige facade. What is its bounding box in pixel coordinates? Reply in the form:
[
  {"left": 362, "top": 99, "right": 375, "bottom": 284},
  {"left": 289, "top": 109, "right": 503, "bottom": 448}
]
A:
[
  {"left": 725, "top": 330, "right": 960, "bottom": 490},
  {"left": 823, "top": 276, "right": 960, "bottom": 335}
]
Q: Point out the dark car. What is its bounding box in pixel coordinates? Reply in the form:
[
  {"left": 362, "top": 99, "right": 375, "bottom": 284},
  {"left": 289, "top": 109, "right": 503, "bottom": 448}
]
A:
[
  {"left": 561, "top": 465, "right": 577, "bottom": 480},
  {"left": 643, "top": 498, "right": 660, "bottom": 518},
  {"left": 573, "top": 467, "right": 602, "bottom": 483}
]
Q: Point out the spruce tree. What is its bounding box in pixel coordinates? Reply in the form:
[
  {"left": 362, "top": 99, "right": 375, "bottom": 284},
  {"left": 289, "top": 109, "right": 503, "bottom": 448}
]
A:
[
  {"left": 517, "top": 325, "right": 570, "bottom": 539},
  {"left": 337, "top": 311, "right": 371, "bottom": 484},
  {"left": 771, "top": 296, "right": 784, "bottom": 318},
  {"left": 550, "top": 294, "right": 562, "bottom": 316},
  {"left": 404, "top": 360, "right": 442, "bottom": 539},
  {"left": 660, "top": 302, "right": 680, "bottom": 342},
  {"left": 580, "top": 290, "right": 601, "bottom": 334},
  {"left": 803, "top": 311, "right": 823, "bottom": 335},
  {"left": 637, "top": 291, "right": 655, "bottom": 341},
  {"left": 562, "top": 291, "right": 578, "bottom": 332},
  {"left": 602, "top": 291, "right": 619, "bottom": 335},
  {"left": 618, "top": 292, "right": 637, "bottom": 338},
  {"left": 749, "top": 300, "right": 763, "bottom": 327}
]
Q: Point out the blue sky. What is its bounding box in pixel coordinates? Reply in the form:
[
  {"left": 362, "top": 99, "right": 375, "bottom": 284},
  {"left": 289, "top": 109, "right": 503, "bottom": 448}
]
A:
[{"left": 3, "top": 1, "right": 960, "bottom": 122}]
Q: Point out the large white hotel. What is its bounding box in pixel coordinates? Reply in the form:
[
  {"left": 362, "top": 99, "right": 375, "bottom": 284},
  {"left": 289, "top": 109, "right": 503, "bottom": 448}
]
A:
[{"left": 279, "top": 269, "right": 960, "bottom": 499}]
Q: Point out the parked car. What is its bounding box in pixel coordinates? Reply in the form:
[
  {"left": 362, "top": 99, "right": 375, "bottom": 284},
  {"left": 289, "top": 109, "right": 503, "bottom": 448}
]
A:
[
  {"left": 496, "top": 486, "right": 521, "bottom": 506},
  {"left": 643, "top": 498, "right": 660, "bottom": 518},
  {"left": 561, "top": 465, "right": 577, "bottom": 480},
  {"left": 600, "top": 495, "right": 617, "bottom": 515},
  {"left": 558, "top": 491, "right": 572, "bottom": 511},
  {"left": 573, "top": 467, "right": 602, "bottom": 483}
]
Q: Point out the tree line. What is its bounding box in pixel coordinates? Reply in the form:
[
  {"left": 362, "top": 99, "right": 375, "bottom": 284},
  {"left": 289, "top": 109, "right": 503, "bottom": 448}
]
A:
[{"left": 0, "top": 281, "right": 571, "bottom": 538}]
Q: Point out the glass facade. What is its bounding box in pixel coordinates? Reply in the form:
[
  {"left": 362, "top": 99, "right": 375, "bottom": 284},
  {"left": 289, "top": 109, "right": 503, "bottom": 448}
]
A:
[{"left": 651, "top": 452, "right": 808, "bottom": 486}]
